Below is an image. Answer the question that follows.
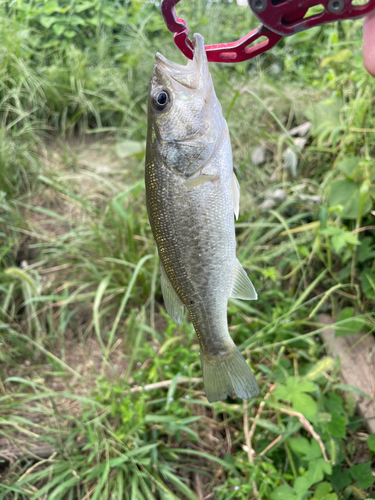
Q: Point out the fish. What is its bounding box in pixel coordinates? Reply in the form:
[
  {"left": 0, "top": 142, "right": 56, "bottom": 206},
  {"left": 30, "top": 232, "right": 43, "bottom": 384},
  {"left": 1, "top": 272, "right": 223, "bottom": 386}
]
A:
[{"left": 145, "top": 33, "right": 259, "bottom": 403}]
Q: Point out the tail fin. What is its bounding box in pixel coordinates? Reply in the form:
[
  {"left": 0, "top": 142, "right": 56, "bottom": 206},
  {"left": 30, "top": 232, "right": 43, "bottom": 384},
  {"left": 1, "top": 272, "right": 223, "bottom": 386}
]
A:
[{"left": 201, "top": 346, "right": 259, "bottom": 403}]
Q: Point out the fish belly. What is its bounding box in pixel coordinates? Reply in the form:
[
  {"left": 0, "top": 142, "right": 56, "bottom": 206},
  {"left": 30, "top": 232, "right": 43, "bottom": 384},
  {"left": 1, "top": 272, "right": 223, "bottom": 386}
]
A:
[{"left": 146, "top": 142, "right": 235, "bottom": 356}]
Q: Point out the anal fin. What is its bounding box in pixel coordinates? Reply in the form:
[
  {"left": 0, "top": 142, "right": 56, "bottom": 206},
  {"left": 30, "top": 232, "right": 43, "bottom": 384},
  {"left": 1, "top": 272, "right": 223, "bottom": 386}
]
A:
[
  {"left": 160, "top": 260, "right": 184, "bottom": 324},
  {"left": 230, "top": 259, "right": 257, "bottom": 300}
]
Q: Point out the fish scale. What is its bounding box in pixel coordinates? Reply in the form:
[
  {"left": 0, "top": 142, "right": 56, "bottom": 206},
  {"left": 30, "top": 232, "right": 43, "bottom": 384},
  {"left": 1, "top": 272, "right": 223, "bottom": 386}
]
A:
[
  {"left": 145, "top": 33, "right": 259, "bottom": 402},
  {"left": 147, "top": 129, "right": 233, "bottom": 352}
]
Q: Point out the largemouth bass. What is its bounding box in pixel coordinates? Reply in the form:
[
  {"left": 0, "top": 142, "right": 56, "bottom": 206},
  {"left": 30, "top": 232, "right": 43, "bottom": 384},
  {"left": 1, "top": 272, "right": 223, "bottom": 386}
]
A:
[{"left": 145, "top": 33, "right": 259, "bottom": 403}]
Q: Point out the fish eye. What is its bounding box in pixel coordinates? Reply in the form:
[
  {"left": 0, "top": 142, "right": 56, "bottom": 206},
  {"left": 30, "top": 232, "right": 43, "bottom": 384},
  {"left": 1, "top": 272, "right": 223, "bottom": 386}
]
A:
[{"left": 152, "top": 89, "right": 171, "bottom": 111}]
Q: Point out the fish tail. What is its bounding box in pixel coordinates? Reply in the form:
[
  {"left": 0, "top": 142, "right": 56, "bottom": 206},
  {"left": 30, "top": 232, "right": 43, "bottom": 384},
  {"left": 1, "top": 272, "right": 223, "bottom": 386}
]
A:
[{"left": 200, "top": 345, "right": 259, "bottom": 403}]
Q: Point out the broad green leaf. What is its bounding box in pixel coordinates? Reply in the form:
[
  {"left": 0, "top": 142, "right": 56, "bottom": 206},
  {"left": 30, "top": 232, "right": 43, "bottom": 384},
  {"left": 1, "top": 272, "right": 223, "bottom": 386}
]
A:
[
  {"left": 335, "top": 308, "right": 365, "bottom": 337},
  {"left": 321, "top": 227, "right": 343, "bottom": 236},
  {"left": 294, "top": 457, "right": 331, "bottom": 494},
  {"left": 328, "top": 179, "right": 372, "bottom": 219},
  {"left": 64, "top": 30, "right": 76, "bottom": 38},
  {"left": 52, "top": 23, "right": 65, "bottom": 36},
  {"left": 294, "top": 380, "right": 318, "bottom": 393},
  {"left": 39, "top": 15, "right": 57, "bottom": 28},
  {"left": 308, "top": 458, "right": 332, "bottom": 482},
  {"left": 69, "top": 15, "right": 86, "bottom": 26},
  {"left": 291, "top": 392, "right": 317, "bottom": 421},
  {"left": 328, "top": 230, "right": 360, "bottom": 253},
  {"left": 357, "top": 237, "right": 375, "bottom": 263},
  {"left": 313, "top": 481, "right": 338, "bottom": 500},
  {"left": 305, "top": 96, "right": 342, "bottom": 133},
  {"left": 361, "top": 271, "right": 375, "bottom": 298},
  {"left": 328, "top": 411, "right": 347, "bottom": 439},
  {"left": 41, "top": 0, "right": 61, "bottom": 14},
  {"left": 350, "top": 462, "right": 375, "bottom": 489},
  {"left": 285, "top": 377, "right": 317, "bottom": 394},
  {"left": 274, "top": 378, "right": 318, "bottom": 418},
  {"left": 273, "top": 385, "right": 289, "bottom": 400},
  {"left": 367, "top": 434, "right": 375, "bottom": 452},
  {"left": 289, "top": 437, "right": 310, "bottom": 456},
  {"left": 301, "top": 439, "right": 323, "bottom": 462},
  {"left": 294, "top": 474, "right": 314, "bottom": 495},
  {"left": 330, "top": 466, "right": 352, "bottom": 490},
  {"left": 74, "top": 1, "right": 94, "bottom": 12},
  {"left": 270, "top": 485, "right": 299, "bottom": 500},
  {"left": 324, "top": 393, "right": 344, "bottom": 414},
  {"left": 336, "top": 156, "right": 363, "bottom": 181}
]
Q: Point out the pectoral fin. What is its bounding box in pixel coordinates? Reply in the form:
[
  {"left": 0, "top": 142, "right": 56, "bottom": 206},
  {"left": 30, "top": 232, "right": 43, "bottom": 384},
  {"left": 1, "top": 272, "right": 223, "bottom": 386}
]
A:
[
  {"left": 160, "top": 260, "right": 184, "bottom": 324},
  {"left": 230, "top": 259, "right": 257, "bottom": 300},
  {"left": 231, "top": 172, "right": 240, "bottom": 220},
  {"left": 184, "top": 174, "right": 218, "bottom": 189}
]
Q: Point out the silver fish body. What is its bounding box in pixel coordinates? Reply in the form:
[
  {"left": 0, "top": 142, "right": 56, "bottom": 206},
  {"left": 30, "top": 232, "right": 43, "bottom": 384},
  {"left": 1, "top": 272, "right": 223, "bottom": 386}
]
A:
[{"left": 145, "top": 34, "right": 259, "bottom": 402}]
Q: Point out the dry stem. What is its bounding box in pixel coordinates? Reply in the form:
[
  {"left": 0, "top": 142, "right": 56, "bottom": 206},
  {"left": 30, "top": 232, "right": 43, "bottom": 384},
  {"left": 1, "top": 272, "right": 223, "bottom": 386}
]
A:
[
  {"left": 243, "top": 384, "right": 329, "bottom": 469},
  {"left": 243, "top": 385, "right": 276, "bottom": 500},
  {"left": 278, "top": 407, "right": 329, "bottom": 462},
  {"left": 259, "top": 435, "right": 282, "bottom": 457},
  {"left": 127, "top": 377, "right": 202, "bottom": 394}
]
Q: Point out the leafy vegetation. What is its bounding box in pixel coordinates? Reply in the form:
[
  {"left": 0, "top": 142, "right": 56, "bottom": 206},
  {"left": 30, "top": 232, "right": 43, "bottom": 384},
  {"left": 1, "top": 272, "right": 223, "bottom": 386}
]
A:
[{"left": 0, "top": 0, "right": 374, "bottom": 499}]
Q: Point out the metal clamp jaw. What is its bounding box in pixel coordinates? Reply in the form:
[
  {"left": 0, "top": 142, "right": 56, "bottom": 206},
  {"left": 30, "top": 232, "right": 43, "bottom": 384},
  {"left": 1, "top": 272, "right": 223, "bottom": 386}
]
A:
[
  {"left": 161, "top": 0, "right": 375, "bottom": 63},
  {"left": 161, "top": 0, "right": 281, "bottom": 63}
]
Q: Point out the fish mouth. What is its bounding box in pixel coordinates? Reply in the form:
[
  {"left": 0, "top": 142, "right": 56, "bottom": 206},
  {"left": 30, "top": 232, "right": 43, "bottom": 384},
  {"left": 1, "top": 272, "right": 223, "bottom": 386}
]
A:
[{"left": 155, "top": 33, "right": 208, "bottom": 89}]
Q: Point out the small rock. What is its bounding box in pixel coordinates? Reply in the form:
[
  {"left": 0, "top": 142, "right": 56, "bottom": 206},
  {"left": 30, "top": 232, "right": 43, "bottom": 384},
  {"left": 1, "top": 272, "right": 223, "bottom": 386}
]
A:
[
  {"left": 259, "top": 198, "right": 276, "bottom": 211},
  {"left": 289, "top": 122, "right": 311, "bottom": 137},
  {"left": 283, "top": 148, "right": 298, "bottom": 177},
  {"left": 271, "top": 189, "right": 287, "bottom": 201},
  {"left": 298, "top": 194, "right": 321, "bottom": 204},
  {"left": 251, "top": 146, "right": 267, "bottom": 165},
  {"left": 96, "top": 165, "right": 112, "bottom": 174},
  {"left": 270, "top": 63, "right": 282, "bottom": 74},
  {"left": 293, "top": 137, "right": 308, "bottom": 151}
]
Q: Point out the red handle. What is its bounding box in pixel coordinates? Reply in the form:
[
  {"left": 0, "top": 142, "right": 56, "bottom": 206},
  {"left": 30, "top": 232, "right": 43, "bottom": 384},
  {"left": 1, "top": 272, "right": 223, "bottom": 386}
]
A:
[
  {"left": 161, "top": 0, "right": 282, "bottom": 63},
  {"left": 251, "top": 0, "right": 375, "bottom": 37}
]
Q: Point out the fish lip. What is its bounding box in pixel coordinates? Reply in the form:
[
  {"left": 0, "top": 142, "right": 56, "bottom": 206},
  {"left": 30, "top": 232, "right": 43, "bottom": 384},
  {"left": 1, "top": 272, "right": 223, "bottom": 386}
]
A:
[
  {"left": 155, "top": 52, "right": 189, "bottom": 73},
  {"left": 155, "top": 52, "right": 189, "bottom": 71},
  {"left": 154, "top": 33, "right": 208, "bottom": 87}
]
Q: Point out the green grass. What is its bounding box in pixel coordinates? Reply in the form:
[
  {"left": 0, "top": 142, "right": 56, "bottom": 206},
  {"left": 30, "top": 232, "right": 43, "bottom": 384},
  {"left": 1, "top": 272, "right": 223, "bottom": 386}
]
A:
[{"left": 1, "top": 0, "right": 375, "bottom": 499}]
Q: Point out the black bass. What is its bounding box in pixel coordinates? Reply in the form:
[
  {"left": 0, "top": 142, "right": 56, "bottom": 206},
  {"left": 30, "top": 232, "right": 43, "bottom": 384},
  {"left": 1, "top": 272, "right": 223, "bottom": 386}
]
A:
[{"left": 145, "top": 34, "right": 259, "bottom": 403}]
